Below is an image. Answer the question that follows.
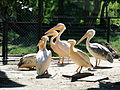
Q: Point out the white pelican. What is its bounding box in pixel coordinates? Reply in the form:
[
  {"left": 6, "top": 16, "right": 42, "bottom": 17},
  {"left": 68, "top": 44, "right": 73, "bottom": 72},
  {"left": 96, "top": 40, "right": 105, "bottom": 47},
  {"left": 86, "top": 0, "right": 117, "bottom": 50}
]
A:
[
  {"left": 36, "top": 36, "right": 52, "bottom": 76},
  {"left": 77, "top": 29, "right": 113, "bottom": 67},
  {"left": 45, "top": 23, "right": 70, "bottom": 62},
  {"left": 18, "top": 53, "right": 37, "bottom": 70},
  {"left": 46, "top": 31, "right": 65, "bottom": 64},
  {"left": 68, "top": 39, "right": 93, "bottom": 73}
]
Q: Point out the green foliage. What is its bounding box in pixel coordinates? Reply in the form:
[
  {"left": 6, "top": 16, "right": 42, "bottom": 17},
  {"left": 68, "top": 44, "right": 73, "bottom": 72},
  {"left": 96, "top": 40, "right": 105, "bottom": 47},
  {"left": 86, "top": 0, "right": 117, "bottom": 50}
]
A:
[
  {"left": 43, "top": 0, "right": 58, "bottom": 23},
  {"left": 111, "top": 36, "right": 120, "bottom": 51},
  {"left": 0, "top": 0, "right": 35, "bottom": 20},
  {"left": 108, "top": 1, "right": 120, "bottom": 25},
  {"left": 1, "top": 0, "right": 119, "bottom": 24},
  {"left": 1, "top": 0, "right": 120, "bottom": 56},
  {"left": 109, "top": 1, "right": 120, "bottom": 17},
  {"left": 8, "top": 30, "right": 19, "bottom": 41}
]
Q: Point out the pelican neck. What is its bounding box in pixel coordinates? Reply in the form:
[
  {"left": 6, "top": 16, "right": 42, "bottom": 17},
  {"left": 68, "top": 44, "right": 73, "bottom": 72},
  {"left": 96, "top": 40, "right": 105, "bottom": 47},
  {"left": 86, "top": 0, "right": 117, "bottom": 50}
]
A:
[
  {"left": 56, "top": 28, "right": 65, "bottom": 41},
  {"left": 50, "top": 35, "right": 57, "bottom": 46}
]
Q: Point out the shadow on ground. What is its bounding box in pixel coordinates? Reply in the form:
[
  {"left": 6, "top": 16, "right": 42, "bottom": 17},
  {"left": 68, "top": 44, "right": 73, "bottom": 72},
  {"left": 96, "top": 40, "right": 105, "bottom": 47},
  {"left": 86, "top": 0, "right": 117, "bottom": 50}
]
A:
[
  {"left": 0, "top": 70, "right": 26, "bottom": 88},
  {"left": 88, "top": 81, "right": 120, "bottom": 90},
  {"left": 93, "top": 66, "right": 113, "bottom": 69}
]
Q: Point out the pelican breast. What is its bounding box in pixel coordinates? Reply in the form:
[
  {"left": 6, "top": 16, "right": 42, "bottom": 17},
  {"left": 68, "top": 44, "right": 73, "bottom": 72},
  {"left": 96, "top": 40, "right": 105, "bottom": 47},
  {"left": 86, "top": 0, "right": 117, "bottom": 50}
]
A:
[{"left": 36, "top": 49, "right": 52, "bottom": 75}]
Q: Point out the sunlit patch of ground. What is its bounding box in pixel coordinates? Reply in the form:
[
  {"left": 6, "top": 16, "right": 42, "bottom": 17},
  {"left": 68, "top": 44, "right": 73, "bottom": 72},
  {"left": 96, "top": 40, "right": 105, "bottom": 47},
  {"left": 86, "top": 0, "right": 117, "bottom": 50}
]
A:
[{"left": 0, "top": 57, "right": 120, "bottom": 90}]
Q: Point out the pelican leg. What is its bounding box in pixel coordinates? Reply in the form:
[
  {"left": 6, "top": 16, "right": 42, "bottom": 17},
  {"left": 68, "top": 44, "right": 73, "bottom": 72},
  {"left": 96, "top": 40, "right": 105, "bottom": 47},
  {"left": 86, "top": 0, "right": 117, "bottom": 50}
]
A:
[
  {"left": 58, "top": 56, "right": 61, "bottom": 64},
  {"left": 45, "top": 70, "right": 48, "bottom": 74},
  {"left": 29, "top": 67, "right": 35, "bottom": 70},
  {"left": 41, "top": 70, "right": 48, "bottom": 76},
  {"left": 62, "top": 57, "right": 64, "bottom": 64},
  {"left": 76, "top": 66, "right": 80, "bottom": 72},
  {"left": 67, "top": 58, "right": 70, "bottom": 64},
  {"left": 95, "top": 59, "right": 99, "bottom": 67},
  {"left": 78, "top": 66, "right": 83, "bottom": 73},
  {"left": 98, "top": 59, "right": 101, "bottom": 66}
]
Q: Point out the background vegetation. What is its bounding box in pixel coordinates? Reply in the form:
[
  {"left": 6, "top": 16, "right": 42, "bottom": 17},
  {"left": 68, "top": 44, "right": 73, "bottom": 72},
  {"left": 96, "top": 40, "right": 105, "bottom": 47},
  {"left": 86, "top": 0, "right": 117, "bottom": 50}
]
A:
[{"left": 0, "top": 0, "right": 120, "bottom": 56}]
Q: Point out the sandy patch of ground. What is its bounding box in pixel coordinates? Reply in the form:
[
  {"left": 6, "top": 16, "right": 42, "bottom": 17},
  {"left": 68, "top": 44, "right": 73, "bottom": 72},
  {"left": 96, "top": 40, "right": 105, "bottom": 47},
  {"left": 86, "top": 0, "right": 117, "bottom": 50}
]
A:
[{"left": 0, "top": 57, "right": 120, "bottom": 90}]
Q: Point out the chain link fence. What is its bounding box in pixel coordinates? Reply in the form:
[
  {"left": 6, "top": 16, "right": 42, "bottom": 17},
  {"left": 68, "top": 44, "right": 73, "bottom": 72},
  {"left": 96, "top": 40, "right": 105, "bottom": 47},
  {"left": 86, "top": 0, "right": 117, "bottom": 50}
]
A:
[
  {"left": 0, "top": 0, "right": 120, "bottom": 64},
  {"left": 5, "top": 16, "right": 119, "bottom": 56}
]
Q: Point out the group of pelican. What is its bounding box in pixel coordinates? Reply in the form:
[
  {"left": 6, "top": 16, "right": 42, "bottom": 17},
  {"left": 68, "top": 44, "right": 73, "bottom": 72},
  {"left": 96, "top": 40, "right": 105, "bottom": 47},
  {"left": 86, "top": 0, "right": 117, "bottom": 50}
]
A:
[{"left": 18, "top": 23, "right": 114, "bottom": 76}]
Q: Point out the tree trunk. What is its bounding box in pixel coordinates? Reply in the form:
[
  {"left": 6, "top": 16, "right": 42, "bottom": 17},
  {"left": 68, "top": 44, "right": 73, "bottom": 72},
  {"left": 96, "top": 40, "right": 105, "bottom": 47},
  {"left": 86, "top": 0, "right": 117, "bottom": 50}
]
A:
[
  {"left": 87, "top": 0, "right": 102, "bottom": 28},
  {"left": 100, "top": 1, "right": 110, "bottom": 27},
  {"left": 84, "top": 0, "right": 90, "bottom": 24}
]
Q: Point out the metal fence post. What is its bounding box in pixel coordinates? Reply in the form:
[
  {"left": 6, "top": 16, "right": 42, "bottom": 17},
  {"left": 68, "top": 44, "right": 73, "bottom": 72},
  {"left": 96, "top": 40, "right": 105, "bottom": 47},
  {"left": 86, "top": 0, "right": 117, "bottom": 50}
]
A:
[
  {"left": 107, "top": 17, "right": 110, "bottom": 43},
  {"left": 38, "top": 0, "right": 43, "bottom": 39},
  {"left": 2, "top": 21, "right": 8, "bottom": 65},
  {"left": 106, "top": 3, "right": 110, "bottom": 43}
]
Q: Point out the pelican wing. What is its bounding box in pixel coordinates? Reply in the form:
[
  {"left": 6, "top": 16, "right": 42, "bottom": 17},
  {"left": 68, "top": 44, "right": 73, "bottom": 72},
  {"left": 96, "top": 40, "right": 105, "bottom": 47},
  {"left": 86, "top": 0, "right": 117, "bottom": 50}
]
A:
[
  {"left": 18, "top": 53, "right": 37, "bottom": 68},
  {"left": 76, "top": 49, "right": 92, "bottom": 64},
  {"left": 57, "top": 40, "right": 70, "bottom": 56},
  {"left": 90, "top": 43, "right": 111, "bottom": 55},
  {"left": 76, "top": 49, "right": 90, "bottom": 61},
  {"left": 58, "top": 40, "right": 70, "bottom": 48},
  {"left": 72, "top": 48, "right": 92, "bottom": 67},
  {"left": 89, "top": 43, "right": 113, "bottom": 63}
]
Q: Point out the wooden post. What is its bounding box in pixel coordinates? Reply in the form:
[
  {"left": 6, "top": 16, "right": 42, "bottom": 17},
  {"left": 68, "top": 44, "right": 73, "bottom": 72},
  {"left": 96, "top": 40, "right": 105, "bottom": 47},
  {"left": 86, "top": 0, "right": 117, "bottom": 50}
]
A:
[{"left": 2, "top": 21, "right": 8, "bottom": 65}]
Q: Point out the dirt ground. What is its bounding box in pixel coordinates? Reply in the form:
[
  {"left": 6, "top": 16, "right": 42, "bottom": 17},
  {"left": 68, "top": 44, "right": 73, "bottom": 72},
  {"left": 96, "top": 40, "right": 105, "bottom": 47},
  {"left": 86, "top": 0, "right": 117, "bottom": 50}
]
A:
[{"left": 0, "top": 57, "right": 120, "bottom": 90}]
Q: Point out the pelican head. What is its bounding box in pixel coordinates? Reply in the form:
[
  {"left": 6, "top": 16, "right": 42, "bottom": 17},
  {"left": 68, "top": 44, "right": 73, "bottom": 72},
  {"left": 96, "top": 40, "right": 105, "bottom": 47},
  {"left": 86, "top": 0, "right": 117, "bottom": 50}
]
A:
[
  {"left": 45, "top": 23, "right": 66, "bottom": 34},
  {"left": 76, "top": 29, "right": 95, "bottom": 45},
  {"left": 37, "top": 36, "right": 49, "bottom": 46},
  {"left": 46, "top": 31, "right": 58, "bottom": 37},
  {"left": 68, "top": 39, "right": 76, "bottom": 46}
]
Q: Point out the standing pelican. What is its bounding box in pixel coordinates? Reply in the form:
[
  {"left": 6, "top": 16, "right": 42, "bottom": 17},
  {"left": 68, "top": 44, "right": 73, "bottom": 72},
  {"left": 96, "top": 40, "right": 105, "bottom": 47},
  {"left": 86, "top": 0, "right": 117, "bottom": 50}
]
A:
[
  {"left": 68, "top": 39, "right": 93, "bottom": 73},
  {"left": 77, "top": 29, "right": 113, "bottom": 67},
  {"left": 46, "top": 31, "right": 65, "bottom": 64},
  {"left": 36, "top": 36, "right": 52, "bottom": 76},
  {"left": 45, "top": 23, "right": 70, "bottom": 62}
]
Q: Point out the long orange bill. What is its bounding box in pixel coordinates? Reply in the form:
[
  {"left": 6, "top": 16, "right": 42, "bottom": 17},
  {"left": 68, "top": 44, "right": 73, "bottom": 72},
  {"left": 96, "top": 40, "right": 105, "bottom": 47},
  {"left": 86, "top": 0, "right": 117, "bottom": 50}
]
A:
[
  {"left": 45, "top": 25, "right": 62, "bottom": 34},
  {"left": 76, "top": 33, "right": 89, "bottom": 45},
  {"left": 36, "top": 40, "right": 43, "bottom": 46}
]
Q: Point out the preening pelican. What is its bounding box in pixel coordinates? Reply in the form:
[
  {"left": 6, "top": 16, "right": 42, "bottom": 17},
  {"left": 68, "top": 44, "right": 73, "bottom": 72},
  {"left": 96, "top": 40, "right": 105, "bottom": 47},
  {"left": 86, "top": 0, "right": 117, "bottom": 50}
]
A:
[
  {"left": 46, "top": 31, "right": 65, "bottom": 64},
  {"left": 18, "top": 53, "right": 37, "bottom": 70},
  {"left": 68, "top": 39, "right": 93, "bottom": 73},
  {"left": 18, "top": 39, "right": 46, "bottom": 70},
  {"left": 77, "top": 29, "right": 113, "bottom": 67},
  {"left": 45, "top": 23, "right": 70, "bottom": 62},
  {"left": 36, "top": 36, "right": 52, "bottom": 76}
]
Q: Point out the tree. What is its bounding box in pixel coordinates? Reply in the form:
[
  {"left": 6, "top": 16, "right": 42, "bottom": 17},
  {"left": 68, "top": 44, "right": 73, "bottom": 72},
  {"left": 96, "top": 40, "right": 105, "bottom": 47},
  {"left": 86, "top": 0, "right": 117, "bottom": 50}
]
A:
[{"left": 0, "top": 0, "right": 35, "bottom": 21}]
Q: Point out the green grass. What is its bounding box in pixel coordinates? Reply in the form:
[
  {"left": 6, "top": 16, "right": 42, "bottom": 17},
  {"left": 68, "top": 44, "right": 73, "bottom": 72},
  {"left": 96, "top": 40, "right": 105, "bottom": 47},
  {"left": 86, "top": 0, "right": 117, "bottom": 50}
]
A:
[
  {"left": 8, "top": 44, "right": 37, "bottom": 55},
  {"left": 1, "top": 35, "right": 120, "bottom": 57}
]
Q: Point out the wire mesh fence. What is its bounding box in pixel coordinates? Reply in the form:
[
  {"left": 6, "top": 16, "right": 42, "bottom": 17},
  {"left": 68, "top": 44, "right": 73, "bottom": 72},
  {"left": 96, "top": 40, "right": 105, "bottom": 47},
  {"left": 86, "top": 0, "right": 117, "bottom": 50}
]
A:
[
  {"left": 0, "top": 0, "right": 120, "bottom": 65},
  {"left": 3, "top": 16, "right": 118, "bottom": 57}
]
